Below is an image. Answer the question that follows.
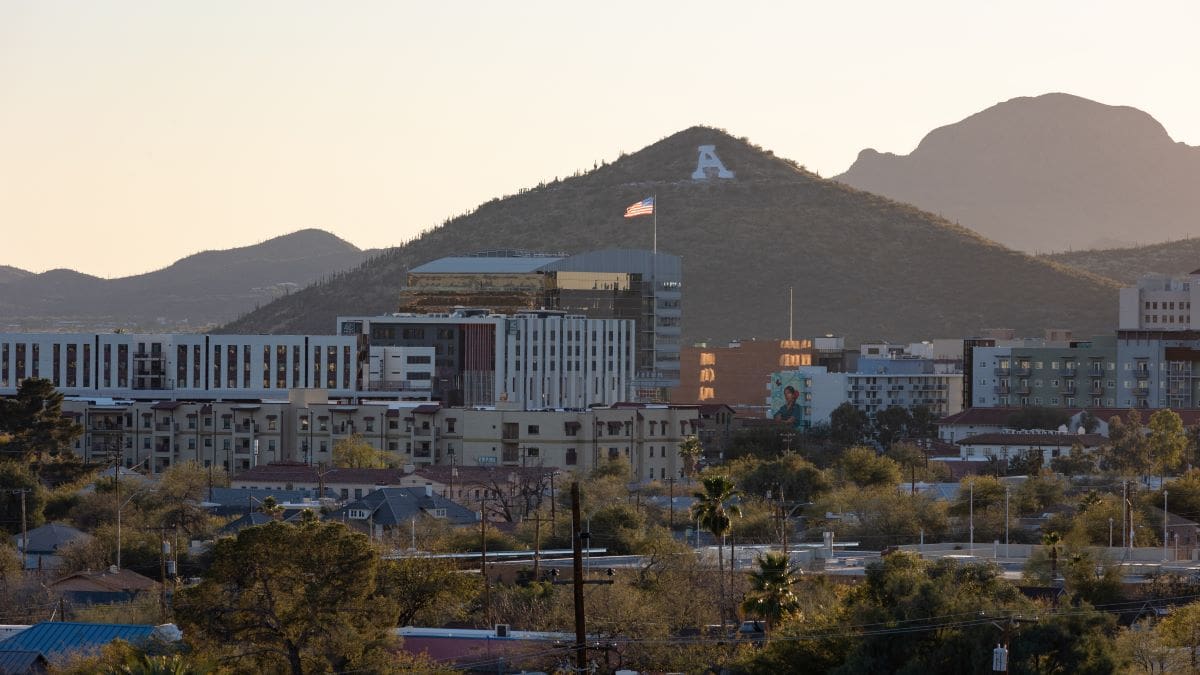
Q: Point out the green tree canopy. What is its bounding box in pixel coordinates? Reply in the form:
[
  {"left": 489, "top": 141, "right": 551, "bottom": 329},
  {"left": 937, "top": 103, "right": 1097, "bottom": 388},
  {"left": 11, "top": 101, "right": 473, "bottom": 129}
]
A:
[
  {"left": 829, "top": 403, "right": 870, "bottom": 448},
  {"left": 872, "top": 405, "right": 910, "bottom": 449},
  {"left": 0, "top": 460, "right": 47, "bottom": 536},
  {"left": 0, "top": 377, "right": 83, "bottom": 466},
  {"left": 726, "top": 454, "right": 831, "bottom": 503},
  {"left": 175, "top": 521, "right": 400, "bottom": 675},
  {"left": 837, "top": 446, "right": 900, "bottom": 488},
  {"left": 1148, "top": 408, "right": 1188, "bottom": 481}
]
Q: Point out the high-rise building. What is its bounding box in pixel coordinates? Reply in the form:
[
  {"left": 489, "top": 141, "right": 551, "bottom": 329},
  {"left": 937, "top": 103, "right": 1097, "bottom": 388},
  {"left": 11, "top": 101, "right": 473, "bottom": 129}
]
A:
[{"left": 396, "top": 249, "right": 681, "bottom": 401}]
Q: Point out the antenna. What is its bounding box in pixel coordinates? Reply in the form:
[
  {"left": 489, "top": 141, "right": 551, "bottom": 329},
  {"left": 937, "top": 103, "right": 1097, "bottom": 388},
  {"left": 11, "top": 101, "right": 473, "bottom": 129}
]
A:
[{"left": 789, "top": 287, "right": 794, "bottom": 341}]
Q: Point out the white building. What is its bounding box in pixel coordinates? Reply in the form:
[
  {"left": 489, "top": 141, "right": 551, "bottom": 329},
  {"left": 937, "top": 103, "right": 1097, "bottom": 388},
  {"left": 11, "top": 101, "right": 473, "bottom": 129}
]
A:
[
  {"left": 338, "top": 310, "right": 636, "bottom": 410},
  {"left": 1119, "top": 272, "right": 1200, "bottom": 331},
  {"left": 955, "top": 430, "right": 1105, "bottom": 464},
  {"left": 0, "top": 333, "right": 409, "bottom": 401}
]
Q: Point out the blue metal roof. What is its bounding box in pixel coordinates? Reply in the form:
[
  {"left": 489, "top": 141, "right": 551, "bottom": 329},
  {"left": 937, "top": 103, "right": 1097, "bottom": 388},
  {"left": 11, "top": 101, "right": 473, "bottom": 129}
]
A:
[
  {"left": 410, "top": 256, "right": 563, "bottom": 274},
  {"left": 0, "top": 649, "right": 45, "bottom": 673},
  {"left": 0, "top": 622, "right": 156, "bottom": 660}
]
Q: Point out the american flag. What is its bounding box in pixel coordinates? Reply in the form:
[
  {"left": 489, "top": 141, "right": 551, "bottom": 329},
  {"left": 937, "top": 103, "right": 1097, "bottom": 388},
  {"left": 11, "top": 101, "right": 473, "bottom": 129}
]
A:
[{"left": 623, "top": 197, "right": 654, "bottom": 218}]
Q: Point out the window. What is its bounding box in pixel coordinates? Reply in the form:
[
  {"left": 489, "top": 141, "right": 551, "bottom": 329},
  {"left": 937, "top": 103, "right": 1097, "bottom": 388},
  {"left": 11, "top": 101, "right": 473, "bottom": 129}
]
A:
[
  {"left": 527, "top": 424, "right": 540, "bottom": 435},
  {"left": 566, "top": 448, "right": 577, "bottom": 465}
]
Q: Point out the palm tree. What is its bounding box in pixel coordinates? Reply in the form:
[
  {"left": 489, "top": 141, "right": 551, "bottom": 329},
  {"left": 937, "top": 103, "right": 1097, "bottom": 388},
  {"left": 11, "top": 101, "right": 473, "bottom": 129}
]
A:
[
  {"left": 1042, "top": 531, "right": 1062, "bottom": 582},
  {"left": 259, "top": 495, "right": 284, "bottom": 521},
  {"left": 691, "top": 475, "right": 741, "bottom": 628},
  {"left": 741, "top": 551, "right": 801, "bottom": 637}
]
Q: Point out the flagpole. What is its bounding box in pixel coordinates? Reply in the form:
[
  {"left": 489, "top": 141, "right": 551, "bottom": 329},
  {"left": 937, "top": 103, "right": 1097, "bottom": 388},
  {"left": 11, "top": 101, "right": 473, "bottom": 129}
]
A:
[{"left": 653, "top": 193, "right": 657, "bottom": 255}]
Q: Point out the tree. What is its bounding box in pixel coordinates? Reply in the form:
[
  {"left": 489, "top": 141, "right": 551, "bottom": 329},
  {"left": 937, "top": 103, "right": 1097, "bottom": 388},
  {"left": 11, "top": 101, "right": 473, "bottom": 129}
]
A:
[
  {"left": 332, "top": 434, "right": 394, "bottom": 468},
  {"left": 908, "top": 405, "right": 937, "bottom": 443},
  {"left": 741, "top": 551, "right": 800, "bottom": 636},
  {"left": 949, "top": 475, "right": 1010, "bottom": 542},
  {"left": 888, "top": 442, "right": 924, "bottom": 494},
  {"left": 1148, "top": 409, "right": 1187, "bottom": 483},
  {"left": 829, "top": 403, "right": 869, "bottom": 448},
  {"left": 726, "top": 455, "right": 831, "bottom": 503},
  {"left": 678, "top": 436, "right": 702, "bottom": 477},
  {"left": 155, "top": 461, "right": 223, "bottom": 536},
  {"left": 1009, "top": 606, "right": 1120, "bottom": 674},
  {"left": 0, "top": 377, "right": 83, "bottom": 466},
  {"left": 872, "top": 405, "right": 910, "bottom": 449},
  {"left": 691, "top": 475, "right": 741, "bottom": 627},
  {"left": 837, "top": 446, "right": 899, "bottom": 488},
  {"left": 1156, "top": 600, "right": 1200, "bottom": 672},
  {"left": 832, "top": 553, "right": 1031, "bottom": 674},
  {"left": 376, "top": 556, "right": 480, "bottom": 627},
  {"left": 1103, "top": 411, "right": 1149, "bottom": 476},
  {"left": 175, "top": 521, "right": 400, "bottom": 675},
  {"left": 1050, "top": 441, "right": 1096, "bottom": 475},
  {"left": 0, "top": 461, "right": 46, "bottom": 536}
]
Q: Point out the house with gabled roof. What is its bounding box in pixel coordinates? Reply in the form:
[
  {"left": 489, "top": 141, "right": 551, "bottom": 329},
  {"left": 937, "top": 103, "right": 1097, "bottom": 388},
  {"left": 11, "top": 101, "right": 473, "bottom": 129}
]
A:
[{"left": 326, "top": 486, "right": 479, "bottom": 539}]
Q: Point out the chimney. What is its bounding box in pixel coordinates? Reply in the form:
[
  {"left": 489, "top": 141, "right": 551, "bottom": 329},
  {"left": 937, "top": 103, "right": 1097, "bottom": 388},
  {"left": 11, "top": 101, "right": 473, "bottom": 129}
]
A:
[{"left": 425, "top": 484, "right": 433, "bottom": 497}]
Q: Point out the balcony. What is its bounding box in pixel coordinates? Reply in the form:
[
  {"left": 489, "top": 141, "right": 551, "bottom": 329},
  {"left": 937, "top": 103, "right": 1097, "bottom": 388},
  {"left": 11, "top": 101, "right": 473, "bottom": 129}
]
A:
[
  {"left": 154, "top": 422, "right": 176, "bottom": 432},
  {"left": 994, "top": 368, "right": 1011, "bottom": 376},
  {"left": 1061, "top": 366, "right": 1077, "bottom": 376},
  {"left": 1134, "top": 386, "right": 1151, "bottom": 397},
  {"left": 1014, "top": 366, "right": 1032, "bottom": 377},
  {"left": 1060, "top": 381, "right": 1076, "bottom": 394},
  {"left": 1090, "top": 384, "right": 1104, "bottom": 395},
  {"left": 1013, "top": 385, "right": 1031, "bottom": 395},
  {"left": 994, "top": 386, "right": 1010, "bottom": 395}
]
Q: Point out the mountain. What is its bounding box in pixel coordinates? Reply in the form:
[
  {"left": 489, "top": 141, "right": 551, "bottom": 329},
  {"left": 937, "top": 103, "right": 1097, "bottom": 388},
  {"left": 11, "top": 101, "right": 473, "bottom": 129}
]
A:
[
  {"left": 835, "top": 93, "right": 1200, "bottom": 253},
  {"left": 222, "top": 127, "right": 1119, "bottom": 345},
  {"left": 0, "top": 266, "right": 32, "bottom": 284},
  {"left": 1044, "top": 238, "right": 1200, "bottom": 285},
  {"left": 0, "top": 229, "right": 375, "bottom": 332}
]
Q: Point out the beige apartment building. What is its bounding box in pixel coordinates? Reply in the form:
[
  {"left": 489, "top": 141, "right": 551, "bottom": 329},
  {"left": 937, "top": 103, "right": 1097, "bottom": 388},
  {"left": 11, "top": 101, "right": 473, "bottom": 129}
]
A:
[{"left": 64, "top": 389, "right": 699, "bottom": 482}]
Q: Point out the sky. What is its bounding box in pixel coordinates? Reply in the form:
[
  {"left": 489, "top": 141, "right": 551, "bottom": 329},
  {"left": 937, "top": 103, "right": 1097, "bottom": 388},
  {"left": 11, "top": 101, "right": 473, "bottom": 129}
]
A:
[{"left": 2, "top": 1, "right": 1199, "bottom": 278}]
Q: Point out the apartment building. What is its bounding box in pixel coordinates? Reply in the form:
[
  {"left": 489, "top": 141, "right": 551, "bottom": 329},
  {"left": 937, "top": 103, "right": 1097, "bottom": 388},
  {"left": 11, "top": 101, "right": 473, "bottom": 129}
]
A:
[
  {"left": 970, "top": 337, "right": 1119, "bottom": 409},
  {"left": 0, "top": 333, "right": 388, "bottom": 401},
  {"left": 338, "top": 311, "right": 635, "bottom": 410},
  {"left": 766, "top": 357, "right": 963, "bottom": 429},
  {"left": 1118, "top": 272, "right": 1200, "bottom": 331},
  {"left": 62, "top": 393, "right": 699, "bottom": 481}
]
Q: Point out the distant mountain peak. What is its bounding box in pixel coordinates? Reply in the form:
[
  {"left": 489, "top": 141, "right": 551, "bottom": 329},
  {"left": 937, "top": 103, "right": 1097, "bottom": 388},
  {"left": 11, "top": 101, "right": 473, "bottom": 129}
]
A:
[{"left": 836, "top": 93, "right": 1200, "bottom": 252}]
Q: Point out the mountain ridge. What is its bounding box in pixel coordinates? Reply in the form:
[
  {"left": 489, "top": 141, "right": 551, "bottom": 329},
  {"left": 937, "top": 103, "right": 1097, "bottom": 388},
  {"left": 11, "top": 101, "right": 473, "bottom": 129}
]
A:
[
  {"left": 0, "top": 229, "right": 376, "bottom": 331},
  {"left": 836, "top": 93, "right": 1200, "bottom": 252},
  {"left": 222, "top": 126, "right": 1120, "bottom": 344}
]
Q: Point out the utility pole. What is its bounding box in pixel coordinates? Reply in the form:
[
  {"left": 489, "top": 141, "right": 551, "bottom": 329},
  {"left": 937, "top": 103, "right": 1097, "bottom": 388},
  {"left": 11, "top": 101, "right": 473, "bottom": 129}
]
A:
[
  {"left": 20, "top": 489, "right": 27, "bottom": 570},
  {"left": 529, "top": 512, "right": 547, "bottom": 581},
  {"left": 571, "top": 481, "right": 587, "bottom": 673},
  {"left": 481, "top": 497, "right": 490, "bottom": 627},
  {"left": 667, "top": 477, "right": 675, "bottom": 531},
  {"left": 1, "top": 489, "right": 30, "bottom": 569}
]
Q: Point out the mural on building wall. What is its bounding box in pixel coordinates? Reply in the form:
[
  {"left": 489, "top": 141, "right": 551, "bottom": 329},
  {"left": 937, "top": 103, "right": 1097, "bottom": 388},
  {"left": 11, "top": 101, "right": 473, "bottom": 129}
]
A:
[{"left": 768, "top": 372, "right": 808, "bottom": 428}]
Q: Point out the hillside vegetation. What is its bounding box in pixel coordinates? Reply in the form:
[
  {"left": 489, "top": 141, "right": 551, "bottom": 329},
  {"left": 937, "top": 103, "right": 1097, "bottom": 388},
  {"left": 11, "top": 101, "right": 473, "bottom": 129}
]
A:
[
  {"left": 1045, "top": 238, "right": 1200, "bottom": 285},
  {"left": 223, "top": 127, "right": 1119, "bottom": 344}
]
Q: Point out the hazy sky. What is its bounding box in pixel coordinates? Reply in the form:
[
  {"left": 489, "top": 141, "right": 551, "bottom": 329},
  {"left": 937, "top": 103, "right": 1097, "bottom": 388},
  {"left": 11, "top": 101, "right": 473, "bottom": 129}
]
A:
[{"left": 3, "top": 1, "right": 1198, "bottom": 278}]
